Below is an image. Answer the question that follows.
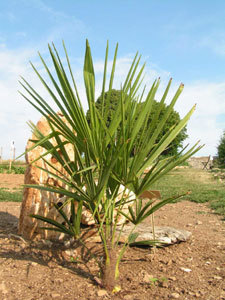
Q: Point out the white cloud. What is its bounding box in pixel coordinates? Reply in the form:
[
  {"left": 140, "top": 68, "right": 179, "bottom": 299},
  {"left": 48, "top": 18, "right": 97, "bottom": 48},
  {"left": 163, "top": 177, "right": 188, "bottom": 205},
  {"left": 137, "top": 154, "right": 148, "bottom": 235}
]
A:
[
  {"left": 97, "top": 55, "right": 225, "bottom": 157},
  {"left": 0, "top": 49, "right": 161, "bottom": 159},
  {"left": 1, "top": 43, "right": 224, "bottom": 160},
  {"left": 175, "top": 81, "right": 225, "bottom": 156},
  {"left": 136, "top": 70, "right": 225, "bottom": 157},
  {"left": 199, "top": 34, "right": 225, "bottom": 56},
  {"left": 0, "top": 1, "right": 88, "bottom": 159},
  {"left": 0, "top": 42, "right": 88, "bottom": 159},
  {"left": 93, "top": 54, "right": 171, "bottom": 99},
  {"left": 0, "top": 49, "right": 37, "bottom": 158}
]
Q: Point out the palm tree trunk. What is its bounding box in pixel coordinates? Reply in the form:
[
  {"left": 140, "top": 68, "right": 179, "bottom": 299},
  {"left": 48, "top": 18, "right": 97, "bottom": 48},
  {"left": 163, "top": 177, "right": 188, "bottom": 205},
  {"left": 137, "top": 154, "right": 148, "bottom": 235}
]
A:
[{"left": 102, "top": 247, "right": 118, "bottom": 291}]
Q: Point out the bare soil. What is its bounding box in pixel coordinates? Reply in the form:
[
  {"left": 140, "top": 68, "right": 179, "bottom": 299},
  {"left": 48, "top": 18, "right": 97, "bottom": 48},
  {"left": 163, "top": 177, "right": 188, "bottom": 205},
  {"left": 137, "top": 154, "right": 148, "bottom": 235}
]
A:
[
  {"left": 0, "top": 173, "right": 24, "bottom": 191},
  {"left": 0, "top": 174, "right": 224, "bottom": 300}
]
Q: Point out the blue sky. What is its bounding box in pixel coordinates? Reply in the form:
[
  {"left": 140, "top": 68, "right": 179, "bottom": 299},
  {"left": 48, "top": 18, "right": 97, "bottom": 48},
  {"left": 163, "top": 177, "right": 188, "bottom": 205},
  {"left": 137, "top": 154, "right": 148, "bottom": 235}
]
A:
[{"left": 0, "top": 0, "right": 225, "bottom": 158}]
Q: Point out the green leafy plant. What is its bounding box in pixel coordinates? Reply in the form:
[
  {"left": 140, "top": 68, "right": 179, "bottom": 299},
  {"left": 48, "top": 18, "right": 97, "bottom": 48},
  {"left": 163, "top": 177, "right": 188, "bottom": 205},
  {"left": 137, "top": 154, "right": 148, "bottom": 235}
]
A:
[
  {"left": 149, "top": 277, "right": 159, "bottom": 285},
  {"left": 149, "top": 277, "right": 168, "bottom": 285},
  {"left": 217, "top": 130, "right": 225, "bottom": 168},
  {"left": 20, "top": 40, "right": 202, "bottom": 291},
  {"left": 87, "top": 89, "right": 188, "bottom": 156}
]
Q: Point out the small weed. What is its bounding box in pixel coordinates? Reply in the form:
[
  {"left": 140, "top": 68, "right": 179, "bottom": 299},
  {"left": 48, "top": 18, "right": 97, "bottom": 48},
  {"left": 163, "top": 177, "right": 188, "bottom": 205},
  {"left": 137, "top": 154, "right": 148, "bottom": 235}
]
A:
[
  {"left": 70, "top": 256, "right": 82, "bottom": 264},
  {"left": 148, "top": 277, "right": 168, "bottom": 285},
  {"left": 149, "top": 277, "right": 159, "bottom": 285},
  {"left": 161, "top": 277, "right": 168, "bottom": 282},
  {"left": 196, "top": 211, "right": 207, "bottom": 215}
]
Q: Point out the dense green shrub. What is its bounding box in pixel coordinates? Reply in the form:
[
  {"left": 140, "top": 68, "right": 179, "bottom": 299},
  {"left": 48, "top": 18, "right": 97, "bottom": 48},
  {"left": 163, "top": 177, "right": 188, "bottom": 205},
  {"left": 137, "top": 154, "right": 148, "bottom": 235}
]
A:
[
  {"left": 86, "top": 89, "right": 188, "bottom": 156},
  {"left": 12, "top": 166, "right": 26, "bottom": 174},
  {"left": 217, "top": 131, "right": 225, "bottom": 167}
]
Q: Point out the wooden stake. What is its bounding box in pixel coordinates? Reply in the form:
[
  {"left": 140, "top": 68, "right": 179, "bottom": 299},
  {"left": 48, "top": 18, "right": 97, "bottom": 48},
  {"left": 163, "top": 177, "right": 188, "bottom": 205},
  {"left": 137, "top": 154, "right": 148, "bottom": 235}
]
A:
[{"left": 9, "top": 141, "right": 15, "bottom": 172}]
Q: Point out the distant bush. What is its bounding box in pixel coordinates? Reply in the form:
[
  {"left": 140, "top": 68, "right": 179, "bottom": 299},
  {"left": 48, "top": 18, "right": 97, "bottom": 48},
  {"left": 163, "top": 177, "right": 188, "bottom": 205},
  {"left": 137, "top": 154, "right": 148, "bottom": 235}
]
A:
[
  {"left": 217, "top": 131, "right": 225, "bottom": 168},
  {"left": 86, "top": 89, "right": 188, "bottom": 157},
  {"left": 0, "top": 164, "right": 26, "bottom": 174},
  {"left": 12, "top": 166, "right": 26, "bottom": 174}
]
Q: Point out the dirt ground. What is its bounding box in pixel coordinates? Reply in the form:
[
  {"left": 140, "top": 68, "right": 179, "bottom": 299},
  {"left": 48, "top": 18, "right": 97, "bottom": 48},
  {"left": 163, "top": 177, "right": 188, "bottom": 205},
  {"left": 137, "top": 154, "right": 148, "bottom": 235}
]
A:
[
  {"left": 0, "top": 174, "right": 224, "bottom": 300},
  {"left": 0, "top": 173, "right": 24, "bottom": 191}
]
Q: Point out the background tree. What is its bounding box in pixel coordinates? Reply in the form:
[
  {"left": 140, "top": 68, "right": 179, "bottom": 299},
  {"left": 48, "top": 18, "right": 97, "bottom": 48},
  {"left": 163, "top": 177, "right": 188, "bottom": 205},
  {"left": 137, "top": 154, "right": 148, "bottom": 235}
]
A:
[
  {"left": 217, "top": 130, "right": 225, "bottom": 167},
  {"left": 87, "top": 89, "right": 188, "bottom": 156}
]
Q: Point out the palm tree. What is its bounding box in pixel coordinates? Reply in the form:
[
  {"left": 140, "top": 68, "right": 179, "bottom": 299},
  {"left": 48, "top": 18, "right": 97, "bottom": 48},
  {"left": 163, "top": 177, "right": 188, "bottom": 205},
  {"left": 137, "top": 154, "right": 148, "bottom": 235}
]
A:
[{"left": 20, "top": 40, "right": 202, "bottom": 291}]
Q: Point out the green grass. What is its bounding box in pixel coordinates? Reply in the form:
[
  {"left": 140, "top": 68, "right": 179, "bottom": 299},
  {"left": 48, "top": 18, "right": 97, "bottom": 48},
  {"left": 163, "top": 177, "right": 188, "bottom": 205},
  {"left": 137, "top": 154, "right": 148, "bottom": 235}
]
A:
[
  {"left": 151, "top": 168, "right": 225, "bottom": 216},
  {"left": 0, "top": 164, "right": 26, "bottom": 174},
  {"left": 0, "top": 188, "right": 23, "bottom": 202},
  {"left": 0, "top": 167, "right": 224, "bottom": 217}
]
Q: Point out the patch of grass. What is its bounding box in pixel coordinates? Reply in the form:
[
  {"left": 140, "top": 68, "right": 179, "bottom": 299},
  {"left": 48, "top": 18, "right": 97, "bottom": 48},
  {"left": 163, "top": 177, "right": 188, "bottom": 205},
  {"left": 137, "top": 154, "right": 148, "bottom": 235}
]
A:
[
  {"left": 210, "top": 200, "right": 225, "bottom": 216},
  {"left": 151, "top": 168, "right": 225, "bottom": 216},
  {"left": 0, "top": 188, "right": 23, "bottom": 202},
  {"left": 196, "top": 211, "right": 207, "bottom": 215},
  {"left": 0, "top": 164, "right": 26, "bottom": 174}
]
